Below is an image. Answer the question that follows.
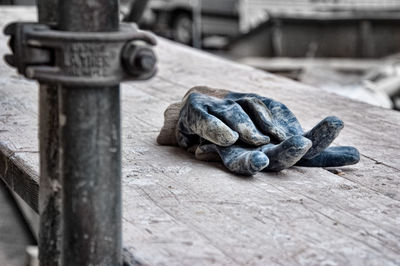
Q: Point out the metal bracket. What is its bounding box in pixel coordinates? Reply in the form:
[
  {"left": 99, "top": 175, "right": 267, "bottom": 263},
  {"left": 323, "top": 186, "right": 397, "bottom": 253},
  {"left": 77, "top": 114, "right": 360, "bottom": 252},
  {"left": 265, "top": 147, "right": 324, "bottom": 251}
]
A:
[{"left": 4, "top": 22, "right": 157, "bottom": 86}]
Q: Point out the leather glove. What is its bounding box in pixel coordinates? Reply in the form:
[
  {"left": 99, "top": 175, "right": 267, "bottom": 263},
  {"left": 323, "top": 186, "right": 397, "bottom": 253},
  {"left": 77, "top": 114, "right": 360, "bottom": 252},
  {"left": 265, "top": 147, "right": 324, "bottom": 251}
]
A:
[{"left": 157, "top": 86, "right": 359, "bottom": 175}]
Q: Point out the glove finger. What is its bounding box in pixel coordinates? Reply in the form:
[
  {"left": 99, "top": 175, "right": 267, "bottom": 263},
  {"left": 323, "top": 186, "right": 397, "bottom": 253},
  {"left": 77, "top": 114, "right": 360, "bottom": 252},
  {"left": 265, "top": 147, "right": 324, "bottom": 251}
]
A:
[
  {"left": 176, "top": 129, "right": 200, "bottom": 149},
  {"left": 303, "top": 116, "right": 344, "bottom": 159},
  {"left": 179, "top": 109, "right": 239, "bottom": 147},
  {"left": 260, "top": 135, "right": 312, "bottom": 172},
  {"left": 296, "top": 146, "right": 360, "bottom": 167},
  {"left": 210, "top": 101, "right": 270, "bottom": 146},
  {"left": 180, "top": 93, "right": 240, "bottom": 147},
  {"left": 260, "top": 97, "right": 304, "bottom": 136},
  {"left": 215, "top": 145, "right": 269, "bottom": 175},
  {"left": 235, "top": 97, "right": 287, "bottom": 142},
  {"left": 195, "top": 143, "right": 221, "bottom": 162}
]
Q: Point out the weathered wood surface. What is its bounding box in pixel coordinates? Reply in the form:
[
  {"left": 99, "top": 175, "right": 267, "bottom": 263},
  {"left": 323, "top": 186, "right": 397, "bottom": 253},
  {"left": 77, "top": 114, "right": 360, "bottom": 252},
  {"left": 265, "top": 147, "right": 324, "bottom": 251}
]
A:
[
  {"left": 239, "top": 57, "right": 383, "bottom": 72},
  {"left": 1, "top": 7, "right": 400, "bottom": 266}
]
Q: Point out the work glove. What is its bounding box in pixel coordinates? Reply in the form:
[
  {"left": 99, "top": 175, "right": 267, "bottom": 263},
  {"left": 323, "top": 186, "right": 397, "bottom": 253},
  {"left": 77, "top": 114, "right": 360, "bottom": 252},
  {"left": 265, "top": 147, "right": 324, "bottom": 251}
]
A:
[{"left": 157, "top": 86, "right": 359, "bottom": 175}]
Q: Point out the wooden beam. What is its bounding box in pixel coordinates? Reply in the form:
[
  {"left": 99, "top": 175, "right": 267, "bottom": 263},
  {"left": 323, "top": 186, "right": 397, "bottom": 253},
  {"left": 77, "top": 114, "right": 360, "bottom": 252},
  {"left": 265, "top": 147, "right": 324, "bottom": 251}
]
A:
[{"left": 239, "top": 57, "right": 382, "bottom": 72}]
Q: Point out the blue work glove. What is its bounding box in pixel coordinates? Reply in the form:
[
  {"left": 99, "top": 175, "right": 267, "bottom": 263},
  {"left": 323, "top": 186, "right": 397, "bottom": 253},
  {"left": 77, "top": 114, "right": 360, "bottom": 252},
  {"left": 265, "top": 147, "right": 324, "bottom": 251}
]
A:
[{"left": 157, "top": 86, "right": 359, "bottom": 175}]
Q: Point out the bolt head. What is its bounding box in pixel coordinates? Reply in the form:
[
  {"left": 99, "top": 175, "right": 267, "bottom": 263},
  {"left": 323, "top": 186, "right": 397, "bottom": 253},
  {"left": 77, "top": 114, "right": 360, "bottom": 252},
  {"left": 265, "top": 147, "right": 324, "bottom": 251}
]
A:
[
  {"left": 136, "top": 50, "right": 156, "bottom": 72},
  {"left": 122, "top": 41, "right": 156, "bottom": 76}
]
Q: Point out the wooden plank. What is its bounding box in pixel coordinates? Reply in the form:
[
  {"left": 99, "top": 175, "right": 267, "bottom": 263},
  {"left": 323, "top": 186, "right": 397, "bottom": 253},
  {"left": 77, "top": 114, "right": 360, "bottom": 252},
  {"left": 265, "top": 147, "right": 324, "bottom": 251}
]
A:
[
  {"left": 239, "top": 57, "right": 382, "bottom": 72},
  {"left": 0, "top": 7, "right": 400, "bottom": 265},
  {"left": 0, "top": 7, "right": 39, "bottom": 211}
]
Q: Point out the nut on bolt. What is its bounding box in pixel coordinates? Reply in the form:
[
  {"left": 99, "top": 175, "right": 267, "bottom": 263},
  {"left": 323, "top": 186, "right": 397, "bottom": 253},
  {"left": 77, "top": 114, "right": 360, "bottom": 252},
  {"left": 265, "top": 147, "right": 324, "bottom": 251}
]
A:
[{"left": 122, "top": 41, "right": 156, "bottom": 77}]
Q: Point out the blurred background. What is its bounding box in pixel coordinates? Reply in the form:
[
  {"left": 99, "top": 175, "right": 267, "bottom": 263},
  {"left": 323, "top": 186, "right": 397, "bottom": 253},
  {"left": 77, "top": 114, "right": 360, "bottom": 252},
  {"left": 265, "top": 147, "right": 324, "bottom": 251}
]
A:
[{"left": 2, "top": 0, "right": 400, "bottom": 110}]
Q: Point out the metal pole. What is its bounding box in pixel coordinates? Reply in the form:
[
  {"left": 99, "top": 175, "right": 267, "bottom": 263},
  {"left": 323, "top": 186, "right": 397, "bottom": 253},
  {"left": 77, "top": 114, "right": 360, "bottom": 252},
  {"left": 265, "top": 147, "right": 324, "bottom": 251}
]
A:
[
  {"left": 37, "top": 1, "right": 61, "bottom": 266},
  {"left": 57, "top": 1, "right": 122, "bottom": 265},
  {"left": 191, "top": 0, "right": 202, "bottom": 49},
  {"left": 5, "top": 1, "right": 155, "bottom": 264},
  {"left": 123, "top": 0, "right": 150, "bottom": 23}
]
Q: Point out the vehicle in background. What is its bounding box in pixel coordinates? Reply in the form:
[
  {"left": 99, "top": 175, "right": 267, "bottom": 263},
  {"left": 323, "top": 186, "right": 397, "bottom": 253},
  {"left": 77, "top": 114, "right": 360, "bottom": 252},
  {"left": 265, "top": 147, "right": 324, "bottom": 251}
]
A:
[
  {"left": 126, "top": 0, "right": 400, "bottom": 45},
  {"left": 0, "top": 0, "right": 34, "bottom": 4},
  {"left": 143, "top": 0, "right": 240, "bottom": 45}
]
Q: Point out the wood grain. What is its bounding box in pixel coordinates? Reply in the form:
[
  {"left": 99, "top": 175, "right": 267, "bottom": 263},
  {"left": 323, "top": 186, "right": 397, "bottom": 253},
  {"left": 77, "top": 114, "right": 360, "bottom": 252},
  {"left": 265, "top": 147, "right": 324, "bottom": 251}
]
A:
[{"left": 0, "top": 7, "right": 399, "bottom": 265}]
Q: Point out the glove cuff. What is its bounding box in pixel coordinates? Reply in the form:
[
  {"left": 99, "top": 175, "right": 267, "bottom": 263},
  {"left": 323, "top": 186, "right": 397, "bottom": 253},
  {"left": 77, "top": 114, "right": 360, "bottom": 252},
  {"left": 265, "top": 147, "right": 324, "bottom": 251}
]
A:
[{"left": 157, "top": 102, "right": 182, "bottom": 146}]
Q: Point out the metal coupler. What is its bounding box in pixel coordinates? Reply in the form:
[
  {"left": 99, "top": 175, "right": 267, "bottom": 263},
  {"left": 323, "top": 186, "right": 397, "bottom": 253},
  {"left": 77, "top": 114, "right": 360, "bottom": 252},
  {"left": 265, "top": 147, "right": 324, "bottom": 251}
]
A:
[{"left": 4, "top": 22, "right": 157, "bottom": 86}]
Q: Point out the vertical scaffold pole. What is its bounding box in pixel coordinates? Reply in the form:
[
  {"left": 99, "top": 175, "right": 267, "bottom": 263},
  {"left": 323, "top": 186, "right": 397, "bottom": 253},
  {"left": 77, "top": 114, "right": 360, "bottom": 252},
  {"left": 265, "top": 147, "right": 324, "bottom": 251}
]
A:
[
  {"left": 57, "top": 1, "right": 122, "bottom": 265},
  {"left": 37, "top": 0, "right": 61, "bottom": 265}
]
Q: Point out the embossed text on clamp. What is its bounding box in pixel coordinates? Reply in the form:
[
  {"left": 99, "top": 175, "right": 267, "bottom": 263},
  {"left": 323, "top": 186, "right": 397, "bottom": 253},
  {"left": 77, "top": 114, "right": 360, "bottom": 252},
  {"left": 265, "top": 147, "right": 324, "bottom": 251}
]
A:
[{"left": 4, "top": 22, "right": 157, "bottom": 87}]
